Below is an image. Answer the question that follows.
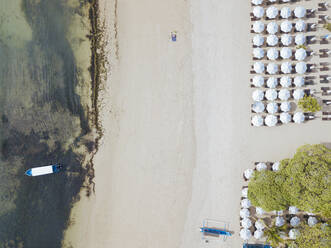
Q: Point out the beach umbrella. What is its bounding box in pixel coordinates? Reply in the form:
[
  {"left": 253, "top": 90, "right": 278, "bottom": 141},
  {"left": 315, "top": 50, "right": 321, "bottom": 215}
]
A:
[
  {"left": 253, "top": 48, "right": 265, "bottom": 59},
  {"left": 252, "top": 101, "right": 265, "bottom": 113},
  {"left": 254, "top": 230, "right": 264, "bottom": 239},
  {"left": 281, "top": 7, "right": 292, "bottom": 19},
  {"left": 252, "top": 115, "right": 264, "bottom": 127},
  {"left": 255, "top": 219, "right": 265, "bottom": 230},
  {"left": 252, "top": 0, "right": 263, "bottom": 5},
  {"left": 295, "top": 34, "right": 306, "bottom": 45},
  {"left": 267, "top": 22, "right": 278, "bottom": 34},
  {"left": 267, "top": 102, "right": 278, "bottom": 114},
  {"left": 289, "top": 229, "right": 300, "bottom": 239},
  {"left": 256, "top": 207, "right": 265, "bottom": 216},
  {"left": 269, "top": 0, "right": 277, "bottom": 2},
  {"left": 241, "top": 218, "right": 252, "bottom": 228},
  {"left": 267, "top": 77, "right": 278, "bottom": 88},
  {"left": 281, "top": 34, "right": 292, "bottom": 46},
  {"left": 280, "top": 76, "right": 292, "bottom": 87},
  {"left": 308, "top": 217, "right": 318, "bottom": 227},
  {"left": 266, "top": 6, "right": 278, "bottom": 19},
  {"left": 294, "top": 76, "right": 305, "bottom": 87},
  {"left": 240, "top": 228, "right": 252, "bottom": 240},
  {"left": 295, "top": 20, "right": 306, "bottom": 32},
  {"left": 295, "top": 48, "right": 307, "bottom": 61},
  {"left": 241, "top": 198, "right": 251, "bottom": 208},
  {"left": 256, "top": 162, "right": 267, "bottom": 171},
  {"left": 244, "top": 168, "right": 254, "bottom": 179},
  {"left": 279, "top": 89, "right": 290, "bottom": 100},
  {"left": 266, "top": 35, "right": 278, "bottom": 46},
  {"left": 295, "top": 62, "right": 307, "bottom": 74},
  {"left": 240, "top": 208, "right": 250, "bottom": 218},
  {"left": 281, "top": 62, "right": 292, "bottom": 74},
  {"left": 282, "top": 0, "right": 290, "bottom": 2},
  {"left": 281, "top": 21, "right": 292, "bottom": 33},
  {"left": 276, "top": 216, "right": 285, "bottom": 227},
  {"left": 293, "top": 89, "right": 305, "bottom": 100},
  {"left": 280, "top": 113, "right": 291, "bottom": 124},
  {"left": 291, "top": 217, "right": 301, "bottom": 227},
  {"left": 253, "top": 21, "right": 265, "bottom": 33},
  {"left": 265, "top": 115, "right": 277, "bottom": 127},
  {"left": 294, "top": 6, "right": 306, "bottom": 18},
  {"left": 266, "top": 89, "right": 277, "bottom": 100},
  {"left": 254, "top": 61, "right": 265, "bottom": 73},
  {"left": 252, "top": 75, "right": 265, "bottom": 87},
  {"left": 252, "top": 89, "right": 264, "bottom": 101},
  {"left": 272, "top": 161, "right": 280, "bottom": 171},
  {"left": 253, "top": 6, "right": 265, "bottom": 18},
  {"left": 267, "top": 63, "right": 278, "bottom": 74},
  {"left": 289, "top": 206, "right": 299, "bottom": 215},
  {"left": 253, "top": 34, "right": 264, "bottom": 47},
  {"left": 267, "top": 48, "right": 279, "bottom": 60},
  {"left": 280, "top": 102, "right": 291, "bottom": 112},
  {"left": 293, "top": 112, "right": 305, "bottom": 123},
  {"left": 280, "top": 47, "right": 292, "bottom": 59},
  {"left": 242, "top": 188, "right": 248, "bottom": 198}
]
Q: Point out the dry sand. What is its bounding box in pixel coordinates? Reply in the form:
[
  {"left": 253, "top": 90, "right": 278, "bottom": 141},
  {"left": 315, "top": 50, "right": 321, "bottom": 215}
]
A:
[{"left": 64, "top": 1, "right": 331, "bottom": 248}]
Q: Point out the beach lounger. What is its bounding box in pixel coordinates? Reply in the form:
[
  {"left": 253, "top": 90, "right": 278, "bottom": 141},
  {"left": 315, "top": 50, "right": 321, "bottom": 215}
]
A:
[{"left": 318, "top": 3, "right": 328, "bottom": 12}]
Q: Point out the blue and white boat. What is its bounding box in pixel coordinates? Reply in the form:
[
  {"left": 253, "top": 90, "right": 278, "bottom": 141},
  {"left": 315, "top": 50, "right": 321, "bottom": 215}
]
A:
[{"left": 25, "top": 164, "right": 63, "bottom": 176}]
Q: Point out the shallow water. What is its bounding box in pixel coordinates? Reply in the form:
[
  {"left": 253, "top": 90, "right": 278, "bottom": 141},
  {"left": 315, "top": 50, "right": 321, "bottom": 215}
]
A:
[{"left": 0, "top": 0, "right": 96, "bottom": 247}]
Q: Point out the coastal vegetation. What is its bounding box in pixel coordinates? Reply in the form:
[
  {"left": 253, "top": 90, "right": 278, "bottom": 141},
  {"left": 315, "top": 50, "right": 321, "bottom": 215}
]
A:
[
  {"left": 323, "top": 23, "right": 331, "bottom": 32},
  {"left": 298, "top": 95, "right": 321, "bottom": 113}
]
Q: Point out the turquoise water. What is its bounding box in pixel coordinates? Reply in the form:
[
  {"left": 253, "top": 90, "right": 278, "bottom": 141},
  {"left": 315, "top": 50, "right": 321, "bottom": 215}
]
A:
[{"left": 0, "top": 0, "right": 97, "bottom": 247}]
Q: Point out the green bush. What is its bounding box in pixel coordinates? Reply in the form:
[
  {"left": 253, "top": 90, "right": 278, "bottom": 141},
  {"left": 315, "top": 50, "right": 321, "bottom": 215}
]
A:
[
  {"left": 298, "top": 95, "right": 321, "bottom": 113},
  {"left": 323, "top": 23, "right": 331, "bottom": 32}
]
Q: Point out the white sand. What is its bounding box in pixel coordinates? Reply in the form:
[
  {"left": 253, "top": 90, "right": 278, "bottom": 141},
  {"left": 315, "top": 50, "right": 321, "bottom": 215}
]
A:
[{"left": 64, "top": 1, "right": 331, "bottom": 248}]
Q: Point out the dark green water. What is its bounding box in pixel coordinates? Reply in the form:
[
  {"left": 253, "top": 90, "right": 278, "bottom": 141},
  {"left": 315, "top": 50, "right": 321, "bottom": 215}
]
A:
[{"left": 0, "top": 0, "right": 97, "bottom": 247}]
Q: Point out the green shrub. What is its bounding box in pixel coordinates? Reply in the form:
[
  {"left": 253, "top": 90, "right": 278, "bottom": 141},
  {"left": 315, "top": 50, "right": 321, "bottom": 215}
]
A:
[
  {"left": 298, "top": 95, "right": 321, "bottom": 113},
  {"left": 323, "top": 23, "right": 331, "bottom": 32}
]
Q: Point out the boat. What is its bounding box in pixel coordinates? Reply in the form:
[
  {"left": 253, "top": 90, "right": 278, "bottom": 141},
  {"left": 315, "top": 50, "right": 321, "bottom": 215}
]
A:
[
  {"left": 25, "top": 164, "right": 63, "bottom": 177},
  {"left": 200, "top": 227, "right": 232, "bottom": 236}
]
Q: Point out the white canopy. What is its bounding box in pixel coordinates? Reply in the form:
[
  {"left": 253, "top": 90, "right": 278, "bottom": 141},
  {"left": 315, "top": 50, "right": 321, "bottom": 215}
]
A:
[
  {"left": 252, "top": 101, "right": 265, "bottom": 113},
  {"left": 272, "top": 161, "right": 280, "bottom": 171},
  {"left": 255, "top": 219, "right": 265, "bottom": 230},
  {"left": 266, "top": 6, "right": 278, "bottom": 19},
  {"left": 280, "top": 112, "right": 291, "bottom": 124},
  {"left": 279, "top": 89, "right": 291, "bottom": 100},
  {"left": 294, "top": 76, "right": 304, "bottom": 87},
  {"left": 293, "top": 112, "right": 305, "bottom": 123},
  {"left": 289, "top": 229, "right": 300, "bottom": 239},
  {"left": 253, "top": 48, "right": 265, "bottom": 59},
  {"left": 267, "top": 77, "right": 278, "bottom": 88},
  {"left": 308, "top": 217, "right": 318, "bottom": 227},
  {"left": 256, "top": 207, "right": 265, "bottom": 216},
  {"left": 266, "top": 89, "right": 277, "bottom": 100},
  {"left": 295, "top": 48, "right": 307, "bottom": 61},
  {"left": 267, "top": 102, "right": 278, "bottom": 114},
  {"left": 252, "top": 115, "right": 264, "bottom": 127},
  {"left": 295, "top": 62, "right": 307, "bottom": 74},
  {"left": 241, "top": 198, "right": 251, "bottom": 208},
  {"left": 253, "top": 75, "right": 265, "bottom": 87},
  {"left": 293, "top": 89, "right": 305, "bottom": 100},
  {"left": 252, "top": 89, "right": 264, "bottom": 101},
  {"left": 241, "top": 218, "right": 252, "bottom": 228},
  {"left": 276, "top": 216, "right": 285, "bottom": 227},
  {"left": 253, "top": 6, "right": 265, "bottom": 18},
  {"left": 240, "top": 228, "right": 252, "bottom": 240},
  {"left": 280, "top": 76, "right": 292, "bottom": 87},
  {"left": 253, "top": 21, "right": 265, "bottom": 33},
  {"left": 281, "top": 62, "right": 292, "bottom": 74},
  {"left": 240, "top": 208, "right": 250, "bottom": 218},
  {"left": 267, "top": 35, "right": 279, "bottom": 46},
  {"left": 281, "top": 7, "right": 292, "bottom": 19},
  {"left": 265, "top": 114, "right": 277, "bottom": 127},
  {"left": 291, "top": 216, "right": 301, "bottom": 227},
  {"left": 295, "top": 20, "right": 306, "bottom": 32},
  {"left": 295, "top": 34, "right": 306, "bottom": 45},
  {"left": 267, "top": 63, "right": 278, "bottom": 74},
  {"left": 294, "top": 6, "right": 306, "bottom": 18},
  {"left": 267, "top": 22, "right": 278, "bottom": 34},
  {"left": 281, "top": 21, "right": 292, "bottom": 33},
  {"left": 254, "top": 62, "right": 265, "bottom": 73},
  {"left": 256, "top": 162, "right": 267, "bottom": 171},
  {"left": 289, "top": 206, "right": 299, "bottom": 215},
  {"left": 281, "top": 34, "right": 292, "bottom": 46},
  {"left": 253, "top": 34, "right": 264, "bottom": 47},
  {"left": 252, "top": 0, "right": 263, "bottom": 5},
  {"left": 280, "top": 101, "right": 291, "bottom": 112},
  {"left": 267, "top": 48, "right": 279, "bottom": 60},
  {"left": 242, "top": 188, "right": 248, "bottom": 198},
  {"left": 280, "top": 47, "right": 292, "bottom": 59},
  {"left": 254, "top": 230, "right": 264, "bottom": 240}
]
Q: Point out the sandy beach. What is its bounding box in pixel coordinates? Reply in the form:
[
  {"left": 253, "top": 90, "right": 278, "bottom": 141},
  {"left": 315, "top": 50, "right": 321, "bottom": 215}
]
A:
[{"left": 64, "top": 1, "right": 331, "bottom": 248}]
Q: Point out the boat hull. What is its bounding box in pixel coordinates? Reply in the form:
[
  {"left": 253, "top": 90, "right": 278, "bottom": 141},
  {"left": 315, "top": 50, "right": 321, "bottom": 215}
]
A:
[{"left": 25, "top": 164, "right": 62, "bottom": 176}]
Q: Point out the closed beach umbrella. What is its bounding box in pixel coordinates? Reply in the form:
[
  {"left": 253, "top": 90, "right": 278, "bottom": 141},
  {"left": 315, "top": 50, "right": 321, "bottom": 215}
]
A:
[
  {"left": 240, "top": 208, "right": 250, "bottom": 218},
  {"left": 281, "top": 7, "right": 292, "bottom": 19},
  {"left": 281, "top": 34, "right": 292, "bottom": 46},
  {"left": 267, "top": 102, "right": 278, "bottom": 114},
  {"left": 308, "top": 217, "right": 318, "bottom": 227},
  {"left": 295, "top": 62, "right": 307, "bottom": 74},
  {"left": 256, "top": 162, "right": 267, "bottom": 171},
  {"left": 267, "top": 63, "right": 278, "bottom": 74},
  {"left": 252, "top": 115, "right": 264, "bottom": 127},
  {"left": 267, "top": 6, "right": 278, "bottom": 19},
  {"left": 281, "top": 62, "right": 292, "bottom": 74},
  {"left": 289, "top": 229, "right": 300, "bottom": 239},
  {"left": 293, "top": 89, "right": 304, "bottom": 100},
  {"left": 272, "top": 161, "right": 280, "bottom": 171},
  {"left": 254, "top": 62, "right": 265, "bottom": 73},
  {"left": 280, "top": 47, "right": 292, "bottom": 59},
  {"left": 241, "top": 218, "right": 252, "bottom": 228},
  {"left": 252, "top": 101, "right": 265, "bottom": 113},
  {"left": 295, "top": 34, "right": 306, "bottom": 45},
  {"left": 294, "top": 6, "right": 306, "bottom": 18},
  {"left": 267, "top": 22, "right": 278, "bottom": 34},
  {"left": 266, "top": 89, "right": 277, "bottom": 100},
  {"left": 276, "top": 216, "right": 285, "bottom": 227},
  {"left": 294, "top": 76, "right": 304, "bottom": 87},
  {"left": 265, "top": 115, "right": 277, "bottom": 127},
  {"left": 244, "top": 168, "right": 254, "bottom": 179},
  {"left": 280, "top": 101, "right": 291, "bottom": 112},
  {"left": 255, "top": 219, "right": 265, "bottom": 230},
  {"left": 295, "top": 20, "right": 306, "bottom": 32},
  {"left": 253, "top": 75, "right": 265, "bottom": 87},
  {"left": 253, "top": 6, "right": 265, "bottom": 18},
  {"left": 281, "top": 21, "right": 292, "bottom": 33},
  {"left": 252, "top": 89, "right": 264, "bottom": 101},
  {"left": 241, "top": 198, "right": 251, "bottom": 208},
  {"left": 242, "top": 188, "right": 248, "bottom": 198},
  {"left": 253, "top": 34, "right": 264, "bottom": 46},
  {"left": 252, "top": 0, "right": 263, "bottom": 5},
  {"left": 256, "top": 207, "right": 265, "bottom": 216},
  {"left": 293, "top": 112, "right": 305, "bottom": 123},
  {"left": 267, "top": 35, "right": 279, "bottom": 46},
  {"left": 295, "top": 48, "right": 307, "bottom": 61},
  {"left": 280, "top": 76, "right": 292, "bottom": 87},
  {"left": 291, "top": 217, "right": 301, "bottom": 227},
  {"left": 253, "top": 21, "right": 265, "bottom": 33},
  {"left": 267, "top": 77, "right": 278, "bottom": 88},
  {"left": 253, "top": 48, "right": 265, "bottom": 59},
  {"left": 279, "top": 89, "right": 290, "bottom": 100},
  {"left": 267, "top": 48, "right": 279, "bottom": 60},
  {"left": 289, "top": 206, "right": 299, "bottom": 215},
  {"left": 240, "top": 228, "right": 252, "bottom": 240},
  {"left": 254, "top": 230, "right": 264, "bottom": 239}
]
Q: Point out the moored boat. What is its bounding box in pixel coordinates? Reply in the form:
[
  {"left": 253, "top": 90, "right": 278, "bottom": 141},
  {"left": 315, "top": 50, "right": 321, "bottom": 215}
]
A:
[{"left": 25, "top": 164, "right": 63, "bottom": 176}]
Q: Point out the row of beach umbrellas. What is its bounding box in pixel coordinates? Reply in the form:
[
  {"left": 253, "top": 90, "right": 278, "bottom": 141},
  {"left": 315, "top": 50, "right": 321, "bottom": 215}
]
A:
[
  {"left": 252, "top": 112, "right": 305, "bottom": 126},
  {"left": 252, "top": 75, "right": 305, "bottom": 88},
  {"left": 252, "top": 101, "right": 291, "bottom": 114},
  {"left": 253, "top": 47, "right": 307, "bottom": 60},
  {"left": 253, "top": 20, "right": 309, "bottom": 34},
  {"left": 253, "top": 61, "right": 308, "bottom": 74},
  {"left": 252, "top": 88, "right": 305, "bottom": 101},
  {"left": 253, "top": 33, "right": 307, "bottom": 47},
  {"left": 253, "top": 6, "right": 307, "bottom": 19}
]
